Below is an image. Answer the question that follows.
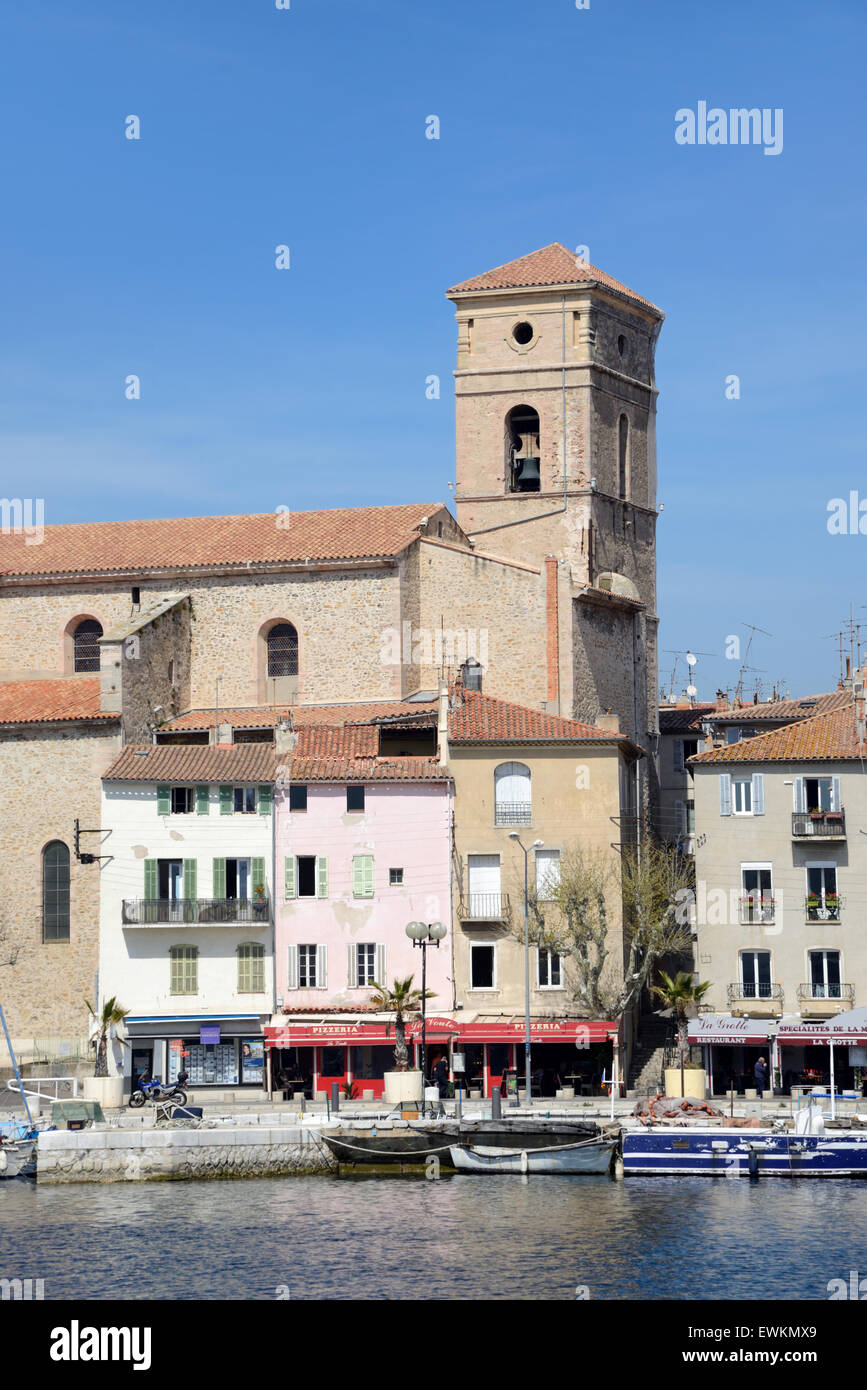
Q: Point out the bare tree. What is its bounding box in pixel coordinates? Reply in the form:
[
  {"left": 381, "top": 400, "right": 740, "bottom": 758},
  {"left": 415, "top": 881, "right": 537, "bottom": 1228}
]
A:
[{"left": 509, "top": 838, "right": 695, "bottom": 1024}]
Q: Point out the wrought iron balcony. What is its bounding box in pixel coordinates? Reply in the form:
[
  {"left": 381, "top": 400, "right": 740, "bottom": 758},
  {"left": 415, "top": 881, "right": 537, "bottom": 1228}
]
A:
[
  {"left": 805, "top": 896, "right": 843, "bottom": 922},
  {"left": 727, "top": 982, "right": 784, "bottom": 1005},
  {"left": 797, "top": 982, "right": 854, "bottom": 1004},
  {"left": 792, "top": 810, "right": 846, "bottom": 839},
  {"left": 122, "top": 897, "right": 271, "bottom": 926},
  {"left": 494, "top": 802, "right": 532, "bottom": 826},
  {"left": 738, "top": 896, "right": 775, "bottom": 925},
  {"left": 459, "top": 893, "right": 511, "bottom": 921}
]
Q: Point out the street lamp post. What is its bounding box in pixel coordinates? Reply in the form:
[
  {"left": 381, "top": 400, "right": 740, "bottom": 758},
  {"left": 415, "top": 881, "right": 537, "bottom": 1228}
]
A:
[
  {"left": 509, "top": 834, "right": 543, "bottom": 1107},
  {"left": 406, "top": 920, "right": 446, "bottom": 1115}
]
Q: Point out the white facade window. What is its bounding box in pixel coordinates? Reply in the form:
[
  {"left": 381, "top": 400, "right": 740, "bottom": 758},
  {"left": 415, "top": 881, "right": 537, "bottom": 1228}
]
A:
[
  {"left": 807, "top": 950, "right": 842, "bottom": 998},
  {"left": 298, "top": 945, "right": 317, "bottom": 988},
  {"left": 739, "top": 949, "right": 772, "bottom": 998},
  {"left": 356, "top": 944, "right": 376, "bottom": 986},
  {"left": 537, "top": 948, "right": 562, "bottom": 988},
  {"left": 234, "top": 786, "right": 257, "bottom": 814},
  {"left": 740, "top": 865, "right": 774, "bottom": 923},
  {"left": 467, "top": 854, "right": 502, "bottom": 918},
  {"left": 534, "top": 849, "right": 561, "bottom": 900},
  {"left": 494, "top": 762, "right": 531, "bottom": 826},
  {"left": 732, "top": 778, "right": 752, "bottom": 814},
  {"left": 171, "top": 786, "right": 195, "bottom": 814},
  {"left": 470, "top": 942, "right": 496, "bottom": 990}
]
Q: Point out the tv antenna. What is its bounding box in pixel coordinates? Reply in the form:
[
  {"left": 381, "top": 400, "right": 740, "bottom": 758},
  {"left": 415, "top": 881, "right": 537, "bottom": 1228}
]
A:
[
  {"left": 735, "top": 623, "right": 772, "bottom": 703},
  {"left": 663, "top": 647, "right": 715, "bottom": 703}
]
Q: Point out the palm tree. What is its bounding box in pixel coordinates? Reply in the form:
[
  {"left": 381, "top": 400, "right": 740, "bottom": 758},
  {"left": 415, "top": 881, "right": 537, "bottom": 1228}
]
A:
[
  {"left": 369, "top": 977, "right": 434, "bottom": 1071},
  {"left": 651, "top": 970, "right": 712, "bottom": 1096},
  {"left": 85, "top": 997, "right": 130, "bottom": 1077}
]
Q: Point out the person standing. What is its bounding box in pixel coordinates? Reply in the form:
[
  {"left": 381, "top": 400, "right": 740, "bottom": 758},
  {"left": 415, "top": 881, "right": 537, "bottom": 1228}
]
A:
[
  {"left": 754, "top": 1056, "right": 768, "bottom": 1099},
  {"left": 432, "top": 1056, "right": 448, "bottom": 1099}
]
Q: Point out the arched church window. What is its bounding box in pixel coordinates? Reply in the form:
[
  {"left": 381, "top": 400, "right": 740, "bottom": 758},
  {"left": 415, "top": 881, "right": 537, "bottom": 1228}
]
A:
[
  {"left": 267, "top": 623, "right": 298, "bottom": 679},
  {"left": 73, "top": 619, "right": 103, "bottom": 672},
  {"left": 506, "top": 406, "right": 541, "bottom": 493}
]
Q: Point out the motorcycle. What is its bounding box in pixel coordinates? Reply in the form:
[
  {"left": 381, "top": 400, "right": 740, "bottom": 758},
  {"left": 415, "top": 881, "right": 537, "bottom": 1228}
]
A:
[{"left": 128, "top": 1070, "right": 189, "bottom": 1108}]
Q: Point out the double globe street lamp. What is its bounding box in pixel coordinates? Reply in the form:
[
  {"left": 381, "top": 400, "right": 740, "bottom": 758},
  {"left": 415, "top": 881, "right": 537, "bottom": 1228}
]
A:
[{"left": 406, "top": 920, "right": 446, "bottom": 1114}]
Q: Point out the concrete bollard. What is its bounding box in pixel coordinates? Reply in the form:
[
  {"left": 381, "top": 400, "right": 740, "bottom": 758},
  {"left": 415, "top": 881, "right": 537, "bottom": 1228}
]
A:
[{"left": 491, "top": 1085, "right": 502, "bottom": 1120}]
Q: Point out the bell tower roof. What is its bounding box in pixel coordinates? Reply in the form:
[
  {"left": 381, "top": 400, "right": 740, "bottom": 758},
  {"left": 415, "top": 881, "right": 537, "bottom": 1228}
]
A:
[{"left": 447, "top": 241, "right": 662, "bottom": 317}]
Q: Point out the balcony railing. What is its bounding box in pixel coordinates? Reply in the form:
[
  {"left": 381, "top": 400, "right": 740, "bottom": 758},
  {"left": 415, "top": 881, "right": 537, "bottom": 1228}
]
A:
[
  {"left": 727, "top": 982, "right": 784, "bottom": 1005},
  {"left": 797, "top": 983, "right": 854, "bottom": 1004},
  {"left": 805, "top": 896, "right": 843, "bottom": 922},
  {"left": 792, "top": 810, "right": 846, "bottom": 839},
  {"left": 739, "top": 896, "right": 775, "bottom": 925},
  {"left": 459, "top": 893, "right": 510, "bottom": 921},
  {"left": 494, "top": 802, "right": 532, "bottom": 826},
  {"left": 122, "top": 897, "right": 271, "bottom": 926}
]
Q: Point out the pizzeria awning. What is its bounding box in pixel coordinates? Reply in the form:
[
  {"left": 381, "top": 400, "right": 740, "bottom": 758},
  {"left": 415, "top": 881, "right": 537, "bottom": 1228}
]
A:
[
  {"left": 457, "top": 1021, "right": 616, "bottom": 1044},
  {"left": 688, "top": 1015, "right": 772, "bottom": 1045},
  {"left": 265, "top": 1016, "right": 462, "bottom": 1048}
]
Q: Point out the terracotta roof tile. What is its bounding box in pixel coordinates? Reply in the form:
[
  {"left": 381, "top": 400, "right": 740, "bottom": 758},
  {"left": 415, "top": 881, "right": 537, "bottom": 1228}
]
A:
[
  {"left": 691, "top": 702, "right": 864, "bottom": 765},
  {"left": 448, "top": 689, "right": 631, "bottom": 745},
  {"left": 0, "top": 678, "right": 116, "bottom": 726},
  {"left": 0, "top": 503, "right": 446, "bottom": 579},
  {"left": 709, "top": 690, "right": 849, "bottom": 724},
  {"left": 447, "top": 242, "right": 662, "bottom": 314},
  {"left": 658, "top": 703, "right": 717, "bottom": 734},
  {"left": 104, "top": 744, "right": 277, "bottom": 783},
  {"left": 162, "top": 699, "right": 438, "bottom": 732}
]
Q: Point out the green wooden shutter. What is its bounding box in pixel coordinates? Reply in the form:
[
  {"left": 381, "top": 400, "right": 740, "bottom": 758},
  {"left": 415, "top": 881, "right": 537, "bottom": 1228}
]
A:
[
  {"left": 183, "top": 859, "right": 197, "bottom": 899},
  {"left": 212, "top": 858, "right": 226, "bottom": 899},
  {"left": 363, "top": 854, "right": 374, "bottom": 897},
  {"left": 316, "top": 856, "right": 328, "bottom": 898},
  {"left": 157, "top": 785, "right": 171, "bottom": 815},
  {"left": 353, "top": 854, "right": 374, "bottom": 898},
  {"left": 252, "top": 856, "right": 266, "bottom": 897},
  {"left": 352, "top": 855, "right": 363, "bottom": 897},
  {"left": 258, "top": 784, "right": 272, "bottom": 816},
  {"left": 284, "top": 855, "right": 296, "bottom": 899},
  {"left": 144, "top": 859, "right": 158, "bottom": 899},
  {"left": 196, "top": 785, "right": 210, "bottom": 815},
  {"left": 219, "top": 785, "right": 233, "bottom": 816}
]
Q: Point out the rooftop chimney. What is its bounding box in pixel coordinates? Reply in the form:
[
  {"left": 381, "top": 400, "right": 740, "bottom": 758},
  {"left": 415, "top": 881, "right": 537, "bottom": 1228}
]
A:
[{"left": 596, "top": 709, "right": 620, "bottom": 734}]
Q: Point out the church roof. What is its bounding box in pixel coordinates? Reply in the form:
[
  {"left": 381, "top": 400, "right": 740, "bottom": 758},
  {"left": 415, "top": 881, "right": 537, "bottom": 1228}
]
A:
[
  {"left": 447, "top": 242, "right": 662, "bottom": 314},
  {"left": 0, "top": 502, "right": 448, "bottom": 580},
  {"left": 0, "top": 677, "right": 117, "bottom": 726}
]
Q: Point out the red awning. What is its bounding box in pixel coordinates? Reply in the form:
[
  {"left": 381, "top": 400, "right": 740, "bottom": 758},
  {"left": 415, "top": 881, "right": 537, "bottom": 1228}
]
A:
[
  {"left": 458, "top": 1021, "right": 616, "bottom": 1044},
  {"left": 264, "top": 1018, "right": 613, "bottom": 1047}
]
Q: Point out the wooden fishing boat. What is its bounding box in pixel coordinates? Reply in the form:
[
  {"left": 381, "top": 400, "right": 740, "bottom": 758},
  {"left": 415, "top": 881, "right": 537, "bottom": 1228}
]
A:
[{"left": 449, "top": 1136, "right": 617, "bottom": 1175}]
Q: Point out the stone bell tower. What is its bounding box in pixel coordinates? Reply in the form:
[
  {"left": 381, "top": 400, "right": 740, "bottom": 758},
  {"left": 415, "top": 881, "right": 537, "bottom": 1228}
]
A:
[{"left": 447, "top": 242, "right": 664, "bottom": 769}]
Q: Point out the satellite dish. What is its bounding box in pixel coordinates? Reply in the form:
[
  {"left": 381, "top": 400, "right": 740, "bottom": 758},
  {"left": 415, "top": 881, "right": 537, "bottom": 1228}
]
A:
[
  {"left": 687, "top": 684, "right": 698, "bottom": 697},
  {"left": 686, "top": 651, "right": 697, "bottom": 667}
]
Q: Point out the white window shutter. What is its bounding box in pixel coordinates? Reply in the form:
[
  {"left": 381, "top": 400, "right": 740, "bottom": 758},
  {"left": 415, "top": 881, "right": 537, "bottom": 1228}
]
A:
[
  {"left": 752, "top": 773, "right": 765, "bottom": 816},
  {"left": 793, "top": 777, "right": 805, "bottom": 813},
  {"left": 674, "top": 741, "right": 685, "bottom": 773},
  {"left": 347, "top": 945, "right": 357, "bottom": 988},
  {"left": 375, "top": 944, "right": 386, "bottom": 985},
  {"left": 831, "top": 776, "right": 841, "bottom": 812},
  {"left": 287, "top": 944, "right": 298, "bottom": 991},
  {"left": 675, "top": 799, "right": 686, "bottom": 836},
  {"left": 719, "top": 773, "right": 732, "bottom": 816},
  {"left": 316, "top": 943, "right": 327, "bottom": 990}
]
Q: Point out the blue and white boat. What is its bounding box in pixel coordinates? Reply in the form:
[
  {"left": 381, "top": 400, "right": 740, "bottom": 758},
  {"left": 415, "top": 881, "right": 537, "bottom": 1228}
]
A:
[{"left": 622, "top": 1110, "right": 867, "bottom": 1178}]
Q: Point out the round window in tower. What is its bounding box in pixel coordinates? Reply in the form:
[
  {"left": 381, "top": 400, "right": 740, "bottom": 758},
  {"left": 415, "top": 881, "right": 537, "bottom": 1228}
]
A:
[{"left": 513, "top": 321, "right": 534, "bottom": 346}]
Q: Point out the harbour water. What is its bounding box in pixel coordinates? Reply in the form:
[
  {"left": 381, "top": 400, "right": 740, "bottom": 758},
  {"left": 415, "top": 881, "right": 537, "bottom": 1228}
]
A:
[{"left": 2, "top": 1174, "right": 865, "bottom": 1300}]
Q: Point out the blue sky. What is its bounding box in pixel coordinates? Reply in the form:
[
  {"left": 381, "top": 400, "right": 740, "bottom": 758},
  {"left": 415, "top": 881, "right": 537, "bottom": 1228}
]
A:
[{"left": 1, "top": 0, "right": 865, "bottom": 699}]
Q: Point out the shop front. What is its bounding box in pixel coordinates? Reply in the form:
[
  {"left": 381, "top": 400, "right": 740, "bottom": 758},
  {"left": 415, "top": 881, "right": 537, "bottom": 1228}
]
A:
[
  {"left": 689, "top": 1010, "right": 867, "bottom": 1096},
  {"left": 453, "top": 1020, "right": 617, "bottom": 1099},
  {"left": 125, "top": 1014, "right": 267, "bottom": 1089},
  {"left": 265, "top": 1017, "right": 461, "bottom": 1099}
]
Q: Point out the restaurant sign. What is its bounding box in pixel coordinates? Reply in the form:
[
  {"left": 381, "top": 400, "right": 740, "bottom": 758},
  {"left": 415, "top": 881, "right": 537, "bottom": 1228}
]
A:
[{"left": 688, "top": 1015, "right": 771, "bottom": 1045}]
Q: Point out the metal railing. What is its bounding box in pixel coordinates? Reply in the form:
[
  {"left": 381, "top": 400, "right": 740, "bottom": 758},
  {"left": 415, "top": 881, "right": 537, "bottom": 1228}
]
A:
[
  {"left": 7, "top": 1076, "right": 79, "bottom": 1103},
  {"left": 459, "top": 893, "right": 511, "bottom": 921},
  {"left": 797, "top": 983, "right": 854, "bottom": 1004},
  {"left": 727, "top": 982, "right": 784, "bottom": 1004},
  {"left": 739, "top": 896, "right": 775, "bottom": 925},
  {"left": 805, "top": 896, "right": 843, "bottom": 921},
  {"left": 792, "top": 810, "right": 846, "bottom": 838},
  {"left": 494, "top": 802, "right": 532, "bottom": 826},
  {"left": 122, "top": 897, "right": 271, "bottom": 925}
]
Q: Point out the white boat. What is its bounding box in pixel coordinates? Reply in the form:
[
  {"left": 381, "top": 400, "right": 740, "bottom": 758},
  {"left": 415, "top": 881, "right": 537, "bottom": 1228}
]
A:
[{"left": 449, "top": 1136, "right": 617, "bottom": 1174}]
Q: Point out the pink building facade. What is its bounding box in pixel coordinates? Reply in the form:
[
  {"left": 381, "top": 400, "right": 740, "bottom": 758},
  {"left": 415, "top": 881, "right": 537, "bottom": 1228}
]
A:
[{"left": 270, "top": 774, "right": 453, "bottom": 1098}]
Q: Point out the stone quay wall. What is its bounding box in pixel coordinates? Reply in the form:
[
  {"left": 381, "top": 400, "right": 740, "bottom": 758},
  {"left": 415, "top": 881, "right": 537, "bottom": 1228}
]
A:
[{"left": 37, "top": 1125, "right": 336, "bottom": 1184}]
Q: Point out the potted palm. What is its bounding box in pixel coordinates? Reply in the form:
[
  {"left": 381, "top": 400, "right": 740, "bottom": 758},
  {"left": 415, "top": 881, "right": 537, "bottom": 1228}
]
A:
[
  {"left": 653, "top": 971, "right": 712, "bottom": 1100},
  {"left": 369, "top": 976, "right": 433, "bottom": 1106},
  {"left": 83, "top": 996, "right": 130, "bottom": 1108}
]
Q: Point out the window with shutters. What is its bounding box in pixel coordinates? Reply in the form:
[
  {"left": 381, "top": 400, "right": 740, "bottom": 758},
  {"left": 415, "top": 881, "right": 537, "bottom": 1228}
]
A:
[
  {"left": 356, "top": 944, "right": 377, "bottom": 986},
  {"left": 284, "top": 855, "right": 327, "bottom": 899},
  {"left": 537, "top": 948, "right": 562, "bottom": 988},
  {"left": 237, "top": 943, "right": 265, "bottom": 993},
  {"left": 170, "top": 946, "right": 198, "bottom": 995},
  {"left": 352, "top": 854, "right": 375, "bottom": 898},
  {"left": 171, "top": 786, "right": 195, "bottom": 814},
  {"left": 233, "top": 786, "right": 258, "bottom": 814},
  {"left": 72, "top": 618, "right": 103, "bottom": 672},
  {"left": 298, "top": 945, "right": 317, "bottom": 988},
  {"left": 494, "top": 762, "right": 531, "bottom": 825},
  {"left": 43, "top": 841, "right": 70, "bottom": 942},
  {"left": 534, "top": 848, "right": 561, "bottom": 900},
  {"left": 804, "top": 776, "right": 833, "bottom": 812},
  {"left": 732, "top": 778, "right": 753, "bottom": 815}
]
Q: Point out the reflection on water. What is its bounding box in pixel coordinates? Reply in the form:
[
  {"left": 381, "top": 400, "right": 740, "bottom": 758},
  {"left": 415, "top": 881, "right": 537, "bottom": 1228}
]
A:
[{"left": 1, "top": 1174, "right": 863, "bottom": 1300}]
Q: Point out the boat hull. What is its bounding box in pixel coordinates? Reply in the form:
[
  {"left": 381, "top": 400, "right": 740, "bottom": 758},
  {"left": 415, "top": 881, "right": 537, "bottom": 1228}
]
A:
[
  {"left": 622, "top": 1127, "right": 867, "bottom": 1177},
  {"left": 323, "top": 1119, "right": 601, "bottom": 1166},
  {"left": 450, "top": 1139, "right": 616, "bottom": 1175},
  {"left": 0, "top": 1139, "right": 37, "bottom": 1178}
]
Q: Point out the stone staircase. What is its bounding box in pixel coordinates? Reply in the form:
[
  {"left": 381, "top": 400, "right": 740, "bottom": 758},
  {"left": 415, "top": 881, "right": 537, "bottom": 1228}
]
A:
[{"left": 627, "top": 1014, "right": 672, "bottom": 1096}]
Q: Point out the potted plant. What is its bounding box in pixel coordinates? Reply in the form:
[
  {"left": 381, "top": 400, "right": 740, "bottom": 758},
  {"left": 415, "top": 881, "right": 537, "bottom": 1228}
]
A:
[
  {"left": 653, "top": 970, "right": 712, "bottom": 1099},
  {"left": 83, "top": 996, "right": 130, "bottom": 1108},
  {"left": 253, "top": 882, "right": 267, "bottom": 919},
  {"left": 369, "top": 976, "right": 433, "bottom": 1106},
  {"left": 341, "top": 1079, "right": 358, "bottom": 1100}
]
